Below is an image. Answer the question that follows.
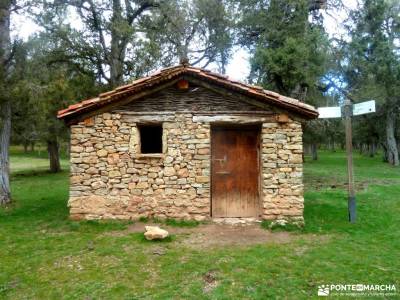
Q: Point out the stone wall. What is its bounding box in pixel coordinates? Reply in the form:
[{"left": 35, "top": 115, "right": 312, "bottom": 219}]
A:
[
  {"left": 68, "top": 112, "right": 304, "bottom": 223},
  {"left": 261, "top": 121, "right": 304, "bottom": 225},
  {"left": 69, "top": 112, "right": 211, "bottom": 221}
]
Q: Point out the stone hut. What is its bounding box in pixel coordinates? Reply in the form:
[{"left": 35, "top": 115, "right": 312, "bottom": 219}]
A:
[{"left": 58, "top": 64, "right": 318, "bottom": 224}]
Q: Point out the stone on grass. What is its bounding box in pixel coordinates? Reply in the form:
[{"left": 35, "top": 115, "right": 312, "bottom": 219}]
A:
[
  {"left": 144, "top": 226, "right": 169, "bottom": 240},
  {"left": 269, "top": 219, "right": 287, "bottom": 228}
]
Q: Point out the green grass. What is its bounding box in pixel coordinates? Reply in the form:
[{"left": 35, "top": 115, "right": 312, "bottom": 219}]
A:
[
  {"left": 0, "top": 149, "right": 399, "bottom": 299},
  {"left": 260, "top": 220, "right": 304, "bottom": 232},
  {"left": 9, "top": 145, "right": 69, "bottom": 174},
  {"left": 139, "top": 216, "right": 200, "bottom": 227},
  {"left": 165, "top": 219, "right": 201, "bottom": 227}
]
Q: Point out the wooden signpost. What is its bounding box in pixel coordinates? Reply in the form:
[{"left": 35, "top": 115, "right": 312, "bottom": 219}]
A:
[{"left": 318, "top": 99, "right": 376, "bottom": 223}]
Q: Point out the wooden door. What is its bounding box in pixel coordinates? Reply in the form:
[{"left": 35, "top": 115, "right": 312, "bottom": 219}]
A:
[{"left": 211, "top": 126, "right": 260, "bottom": 217}]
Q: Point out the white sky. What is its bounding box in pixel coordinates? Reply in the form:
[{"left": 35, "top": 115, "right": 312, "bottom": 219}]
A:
[{"left": 11, "top": 0, "right": 358, "bottom": 82}]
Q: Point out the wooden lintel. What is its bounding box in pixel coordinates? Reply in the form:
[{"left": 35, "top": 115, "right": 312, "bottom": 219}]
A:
[
  {"left": 121, "top": 114, "right": 175, "bottom": 123},
  {"left": 114, "top": 110, "right": 274, "bottom": 116},
  {"left": 192, "top": 111, "right": 274, "bottom": 116},
  {"left": 114, "top": 111, "right": 175, "bottom": 115},
  {"left": 193, "top": 115, "right": 275, "bottom": 124}
]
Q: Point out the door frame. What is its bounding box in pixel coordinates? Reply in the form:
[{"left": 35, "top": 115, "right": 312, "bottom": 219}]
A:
[{"left": 210, "top": 123, "right": 262, "bottom": 218}]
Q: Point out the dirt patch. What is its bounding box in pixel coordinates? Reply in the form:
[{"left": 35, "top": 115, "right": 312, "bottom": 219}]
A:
[
  {"left": 202, "top": 270, "right": 219, "bottom": 293},
  {"left": 112, "top": 222, "right": 303, "bottom": 249}
]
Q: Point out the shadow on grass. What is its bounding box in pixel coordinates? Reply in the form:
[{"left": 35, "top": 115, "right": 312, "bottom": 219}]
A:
[
  {"left": 66, "top": 220, "right": 134, "bottom": 233},
  {"left": 304, "top": 201, "right": 349, "bottom": 234},
  {"left": 2, "top": 171, "right": 69, "bottom": 221},
  {"left": 165, "top": 219, "right": 200, "bottom": 228},
  {"left": 303, "top": 186, "right": 400, "bottom": 236},
  {"left": 130, "top": 232, "right": 175, "bottom": 243},
  {"left": 138, "top": 217, "right": 200, "bottom": 228},
  {"left": 2, "top": 171, "right": 133, "bottom": 234},
  {"left": 10, "top": 169, "right": 69, "bottom": 179}
]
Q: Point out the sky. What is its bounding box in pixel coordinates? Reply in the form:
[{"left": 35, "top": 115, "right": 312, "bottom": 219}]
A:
[{"left": 11, "top": 0, "right": 358, "bottom": 82}]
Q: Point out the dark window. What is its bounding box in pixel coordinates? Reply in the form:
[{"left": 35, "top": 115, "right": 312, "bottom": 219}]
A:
[{"left": 138, "top": 124, "right": 163, "bottom": 154}]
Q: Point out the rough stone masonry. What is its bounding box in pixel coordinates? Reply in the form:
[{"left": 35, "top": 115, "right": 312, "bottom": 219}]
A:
[{"left": 68, "top": 111, "right": 304, "bottom": 224}]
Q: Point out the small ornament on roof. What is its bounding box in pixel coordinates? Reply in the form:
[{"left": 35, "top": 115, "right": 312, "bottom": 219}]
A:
[{"left": 180, "top": 56, "right": 190, "bottom": 66}]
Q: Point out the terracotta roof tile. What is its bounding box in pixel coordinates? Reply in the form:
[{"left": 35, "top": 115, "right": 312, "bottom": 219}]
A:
[
  {"left": 58, "top": 64, "right": 318, "bottom": 121},
  {"left": 115, "top": 83, "right": 135, "bottom": 91},
  {"left": 130, "top": 76, "right": 150, "bottom": 85},
  {"left": 99, "top": 90, "right": 115, "bottom": 98},
  {"left": 81, "top": 98, "right": 97, "bottom": 105}
]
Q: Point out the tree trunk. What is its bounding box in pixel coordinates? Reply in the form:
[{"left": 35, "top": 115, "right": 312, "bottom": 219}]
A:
[
  {"left": 0, "top": 1, "right": 11, "bottom": 205},
  {"left": 30, "top": 142, "right": 35, "bottom": 152},
  {"left": 0, "top": 101, "right": 11, "bottom": 205},
  {"left": 109, "top": 0, "right": 125, "bottom": 88},
  {"left": 47, "top": 140, "right": 61, "bottom": 173},
  {"left": 23, "top": 142, "right": 28, "bottom": 153},
  {"left": 359, "top": 143, "right": 367, "bottom": 155},
  {"left": 381, "top": 142, "right": 388, "bottom": 162},
  {"left": 368, "top": 143, "right": 376, "bottom": 158},
  {"left": 386, "top": 109, "right": 399, "bottom": 166},
  {"left": 311, "top": 143, "right": 318, "bottom": 160},
  {"left": 328, "top": 137, "right": 335, "bottom": 152}
]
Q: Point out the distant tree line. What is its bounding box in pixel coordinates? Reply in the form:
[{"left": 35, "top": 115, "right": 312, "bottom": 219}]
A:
[{"left": 0, "top": 0, "right": 399, "bottom": 205}]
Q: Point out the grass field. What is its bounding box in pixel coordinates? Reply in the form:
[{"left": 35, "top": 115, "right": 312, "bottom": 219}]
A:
[{"left": 1, "top": 149, "right": 399, "bottom": 299}]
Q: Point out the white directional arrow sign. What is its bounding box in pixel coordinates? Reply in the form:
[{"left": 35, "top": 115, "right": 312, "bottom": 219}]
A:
[
  {"left": 352, "top": 100, "right": 376, "bottom": 116},
  {"left": 318, "top": 100, "right": 376, "bottom": 118},
  {"left": 318, "top": 106, "right": 342, "bottom": 118}
]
